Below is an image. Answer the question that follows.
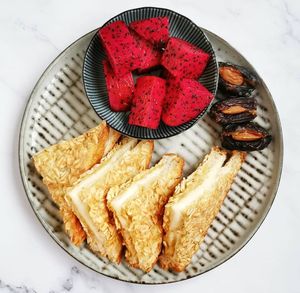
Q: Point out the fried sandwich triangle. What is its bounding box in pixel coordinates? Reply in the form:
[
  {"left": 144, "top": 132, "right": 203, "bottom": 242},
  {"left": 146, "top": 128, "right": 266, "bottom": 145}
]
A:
[
  {"left": 65, "top": 138, "right": 154, "bottom": 263},
  {"left": 108, "top": 154, "right": 184, "bottom": 272},
  {"left": 159, "top": 147, "right": 245, "bottom": 272},
  {"left": 33, "top": 122, "right": 120, "bottom": 245}
]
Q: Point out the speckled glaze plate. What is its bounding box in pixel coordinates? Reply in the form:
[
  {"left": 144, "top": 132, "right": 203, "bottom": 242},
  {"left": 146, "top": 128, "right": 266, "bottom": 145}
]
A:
[
  {"left": 83, "top": 7, "right": 218, "bottom": 139},
  {"left": 19, "top": 21, "right": 283, "bottom": 284}
]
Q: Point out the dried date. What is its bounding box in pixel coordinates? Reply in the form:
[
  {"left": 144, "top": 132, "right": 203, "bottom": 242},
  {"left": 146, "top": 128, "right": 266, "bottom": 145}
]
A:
[
  {"left": 209, "top": 97, "right": 257, "bottom": 124},
  {"left": 221, "top": 122, "right": 272, "bottom": 151},
  {"left": 218, "top": 62, "right": 257, "bottom": 97}
]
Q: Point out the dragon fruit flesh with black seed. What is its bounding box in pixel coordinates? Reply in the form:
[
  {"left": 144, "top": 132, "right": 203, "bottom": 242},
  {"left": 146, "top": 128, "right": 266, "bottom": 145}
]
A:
[
  {"left": 103, "top": 60, "right": 134, "bottom": 112},
  {"left": 98, "top": 21, "right": 142, "bottom": 76},
  {"left": 129, "top": 17, "right": 169, "bottom": 49},
  {"left": 161, "top": 37, "right": 210, "bottom": 79},
  {"left": 162, "top": 77, "right": 213, "bottom": 126},
  {"left": 130, "top": 30, "right": 162, "bottom": 73},
  {"left": 129, "top": 76, "right": 166, "bottom": 129}
]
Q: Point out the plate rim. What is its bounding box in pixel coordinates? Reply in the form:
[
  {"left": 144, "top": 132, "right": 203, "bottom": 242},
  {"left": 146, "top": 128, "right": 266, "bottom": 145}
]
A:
[
  {"left": 82, "top": 6, "right": 219, "bottom": 140},
  {"left": 18, "top": 23, "right": 283, "bottom": 285}
]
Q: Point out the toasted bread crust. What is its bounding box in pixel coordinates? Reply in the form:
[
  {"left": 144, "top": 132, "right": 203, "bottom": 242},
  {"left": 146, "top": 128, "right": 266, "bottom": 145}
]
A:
[{"left": 159, "top": 149, "right": 245, "bottom": 272}]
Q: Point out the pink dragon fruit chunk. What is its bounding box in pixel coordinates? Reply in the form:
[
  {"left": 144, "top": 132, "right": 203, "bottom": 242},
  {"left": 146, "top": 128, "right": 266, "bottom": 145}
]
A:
[
  {"left": 129, "top": 17, "right": 169, "bottom": 49},
  {"left": 103, "top": 60, "right": 134, "bottom": 112},
  {"left": 161, "top": 37, "right": 210, "bottom": 79},
  {"left": 98, "top": 21, "right": 142, "bottom": 76},
  {"left": 129, "top": 76, "right": 166, "bottom": 129},
  {"left": 162, "top": 78, "right": 213, "bottom": 126},
  {"left": 130, "top": 30, "right": 162, "bottom": 73}
]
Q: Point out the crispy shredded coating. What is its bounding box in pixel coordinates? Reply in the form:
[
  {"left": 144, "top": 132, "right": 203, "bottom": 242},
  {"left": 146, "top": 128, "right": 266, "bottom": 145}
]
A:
[
  {"left": 33, "top": 122, "right": 119, "bottom": 246},
  {"left": 159, "top": 148, "right": 246, "bottom": 272},
  {"left": 66, "top": 139, "right": 154, "bottom": 263},
  {"left": 108, "top": 154, "right": 184, "bottom": 272},
  {"left": 33, "top": 122, "right": 108, "bottom": 186},
  {"left": 47, "top": 185, "right": 86, "bottom": 245}
]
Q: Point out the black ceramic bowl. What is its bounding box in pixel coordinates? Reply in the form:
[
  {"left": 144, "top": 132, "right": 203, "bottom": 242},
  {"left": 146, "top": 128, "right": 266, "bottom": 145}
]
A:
[{"left": 83, "top": 7, "right": 218, "bottom": 139}]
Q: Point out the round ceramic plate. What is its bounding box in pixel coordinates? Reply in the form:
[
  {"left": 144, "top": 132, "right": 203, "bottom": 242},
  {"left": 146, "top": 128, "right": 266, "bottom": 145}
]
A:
[
  {"left": 83, "top": 7, "right": 218, "bottom": 139},
  {"left": 19, "top": 26, "right": 283, "bottom": 284}
]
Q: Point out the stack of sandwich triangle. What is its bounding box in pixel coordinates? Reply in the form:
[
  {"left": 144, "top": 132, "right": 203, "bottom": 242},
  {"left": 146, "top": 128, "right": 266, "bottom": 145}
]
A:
[{"left": 33, "top": 121, "right": 245, "bottom": 272}]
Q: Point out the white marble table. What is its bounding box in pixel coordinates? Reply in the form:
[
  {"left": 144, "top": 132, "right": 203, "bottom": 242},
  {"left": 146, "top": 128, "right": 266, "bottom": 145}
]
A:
[{"left": 0, "top": 0, "right": 299, "bottom": 292}]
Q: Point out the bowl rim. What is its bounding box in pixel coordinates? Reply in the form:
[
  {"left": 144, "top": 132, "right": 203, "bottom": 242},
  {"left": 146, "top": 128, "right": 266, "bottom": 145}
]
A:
[
  {"left": 18, "top": 19, "right": 283, "bottom": 285},
  {"left": 82, "top": 6, "right": 219, "bottom": 139}
]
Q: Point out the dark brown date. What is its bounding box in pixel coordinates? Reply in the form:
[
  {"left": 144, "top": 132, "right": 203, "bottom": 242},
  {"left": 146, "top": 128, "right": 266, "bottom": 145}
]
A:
[
  {"left": 218, "top": 62, "right": 258, "bottom": 97},
  {"left": 209, "top": 97, "right": 257, "bottom": 124},
  {"left": 221, "top": 122, "right": 272, "bottom": 151}
]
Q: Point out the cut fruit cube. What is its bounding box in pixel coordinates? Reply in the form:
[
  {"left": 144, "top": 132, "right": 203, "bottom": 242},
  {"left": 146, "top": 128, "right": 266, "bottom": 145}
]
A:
[
  {"left": 129, "top": 17, "right": 169, "bottom": 48},
  {"left": 162, "top": 77, "right": 213, "bottom": 126},
  {"left": 129, "top": 76, "right": 166, "bottom": 129},
  {"left": 103, "top": 60, "right": 134, "bottom": 111},
  {"left": 130, "top": 30, "right": 162, "bottom": 73},
  {"left": 98, "top": 21, "right": 142, "bottom": 76},
  {"left": 161, "top": 37, "right": 210, "bottom": 79}
]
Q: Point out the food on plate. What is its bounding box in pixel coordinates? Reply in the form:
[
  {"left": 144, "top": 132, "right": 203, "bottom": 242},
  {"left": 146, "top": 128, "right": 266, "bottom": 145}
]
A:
[
  {"left": 103, "top": 60, "right": 134, "bottom": 111},
  {"left": 159, "top": 147, "right": 245, "bottom": 272},
  {"left": 30, "top": 11, "right": 275, "bottom": 275},
  {"left": 161, "top": 37, "right": 210, "bottom": 79},
  {"left": 99, "top": 18, "right": 214, "bottom": 128},
  {"left": 210, "top": 62, "right": 271, "bottom": 152},
  {"left": 209, "top": 97, "right": 257, "bottom": 124},
  {"left": 107, "top": 154, "right": 184, "bottom": 272},
  {"left": 162, "top": 77, "right": 213, "bottom": 126},
  {"left": 218, "top": 62, "right": 257, "bottom": 97},
  {"left": 33, "top": 119, "right": 249, "bottom": 272},
  {"left": 33, "top": 122, "right": 120, "bottom": 245},
  {"left": 129, "top": 16, "right": 169, "bottom": 49},
  {"left": 130, "top": 30, "right": 162, "bottom": 73},
  {"left": 129, "top": 76, "right": 166, "bottom": 129},
  {"left": 65, "top": 138, "right": 153, "bottom": 263},
  {"left": 221, "top": 122, "right": 272, "bottom": 151},
  {"left": 99, "top": 21, "right": 142, "bottom": 76}
]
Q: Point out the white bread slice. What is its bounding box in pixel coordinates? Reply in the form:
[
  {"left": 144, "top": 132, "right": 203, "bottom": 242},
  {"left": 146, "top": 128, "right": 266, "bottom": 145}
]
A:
[
  {"left": 159, "top": 147, "right": 245, "bottom": 272},
  {"left": 108, "top": 154, "right": 184, "bottom": 272},
  {"left": 65, "top": 138, "right": 153, "bottom": 263}
]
